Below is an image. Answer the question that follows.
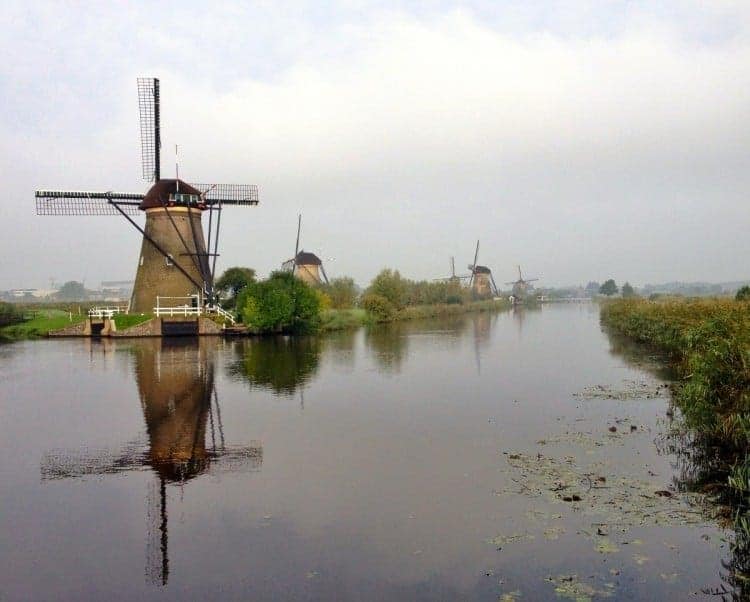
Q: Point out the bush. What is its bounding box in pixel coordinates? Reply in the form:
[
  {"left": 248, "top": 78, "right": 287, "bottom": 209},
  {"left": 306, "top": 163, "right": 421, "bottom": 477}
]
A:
[
  {"left": 235, "top": 271, "right": 320, "bottom": 334},
  {"left": 323, "top": 277, "right": 358, "bottom": 309},
  {"left": 0, "top": 302, "right": 24, "bottom": 327},
  {"left": 360, "top": 293, "right": 396, "bottom": 322},
  {"left": 366, "top": 269, "right": 409, "bottom": 310},
  {"left": 216, "top": 267, "right": 256, "bottom": 309},
  {"left": 736, "top": 286, "right": 750, "bottom": 301}
]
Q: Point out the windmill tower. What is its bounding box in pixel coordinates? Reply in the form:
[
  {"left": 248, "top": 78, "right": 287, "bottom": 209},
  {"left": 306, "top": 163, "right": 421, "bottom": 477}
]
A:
[
  {"left": 35, "top": 78, "right": 260, "bottom": 314},
  {"left": 40, "top": 339, "right": 263, "bottom": 586},
  {"left": 505, "top": 265, "right": 539, "bottom": 305},
  {"left": 282, "top": 214, "right": 329, "bottom": 286},
  {"left": 467, "top": 240, "right": 499, "bottom": 298}
]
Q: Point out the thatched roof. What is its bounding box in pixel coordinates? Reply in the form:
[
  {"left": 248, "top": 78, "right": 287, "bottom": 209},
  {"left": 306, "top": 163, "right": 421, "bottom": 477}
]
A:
[
  {"left": 295, "top": 251, "right": 322, "bottom": 266},
  {"left": 140, "top": 179, "right": 202, "bottom": 210}
]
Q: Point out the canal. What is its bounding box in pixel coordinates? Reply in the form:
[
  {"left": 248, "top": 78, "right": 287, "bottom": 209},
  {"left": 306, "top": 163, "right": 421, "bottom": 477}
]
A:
[{"left": 0, "top": 304, "right": 735, "bottom": 600}]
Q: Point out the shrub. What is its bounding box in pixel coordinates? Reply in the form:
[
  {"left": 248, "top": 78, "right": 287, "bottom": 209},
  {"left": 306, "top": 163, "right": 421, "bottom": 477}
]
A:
[
  {"left": 736, "top": 286, "right": 750, "bottom": 301},
  {"left": 235, "top": 271, "right": 320, "bottom": 334},
  {"left": 0, "top": 302, "right": 24, "bottom": 327},
  {"left": 323, "top": 277, "right": 358, "bottom": 309},
  {"left": 360, "top": 293, "right": 396, "bottom": 322},
  {"left": 366, "top": 269, "right": 409, "bottom": 310}
]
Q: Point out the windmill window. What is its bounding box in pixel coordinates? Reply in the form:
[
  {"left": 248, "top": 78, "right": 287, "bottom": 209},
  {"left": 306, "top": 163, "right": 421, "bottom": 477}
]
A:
[
  {"left": 165, "top": 254, "right": 174, "bottom": 266},
  {"left": 139, "top": 255, "right": 144, "bottom": 266}
]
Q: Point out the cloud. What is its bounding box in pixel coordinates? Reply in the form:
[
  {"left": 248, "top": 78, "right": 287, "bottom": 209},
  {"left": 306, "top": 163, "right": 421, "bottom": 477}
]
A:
[{"left": 2, "top": 3, "right": 750, "bottom": 288}]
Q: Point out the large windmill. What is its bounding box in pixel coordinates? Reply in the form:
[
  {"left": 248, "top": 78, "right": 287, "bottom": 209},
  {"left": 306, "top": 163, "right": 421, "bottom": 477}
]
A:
[
  {"left": 35, "top": 78, "right": 259, "bottom": 313},
  {"left": 282, "top": 214, "right": 329, "bottom": 286},
  {"left": 505, "top": 265, "right": 539, "bottom": 304},
  {"left": 40, "top": 340, "right": 263, "bottom": 586},
  {"left": 467, "top": 240, "right": 499, "bottom": 298}
]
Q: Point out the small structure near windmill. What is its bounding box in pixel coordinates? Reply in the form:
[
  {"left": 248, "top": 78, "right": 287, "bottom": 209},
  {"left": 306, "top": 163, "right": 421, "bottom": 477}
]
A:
[
  {"left": 282, "top": 215, "right": 329, "bottom": 286},
  {"left": 35, "top": 78, "right": 259, "bottom": 327},
  {"left": 467, "top": 240, "right": 499, "bottom": 298},
  {"left": 505, "top": 265, "right": 539, "bottom": 305}
]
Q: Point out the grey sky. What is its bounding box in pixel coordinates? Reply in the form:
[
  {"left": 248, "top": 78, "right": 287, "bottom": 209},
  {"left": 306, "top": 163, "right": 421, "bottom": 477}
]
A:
[{"left": 2, "top": 1, "right": 749, "bottom": 289}]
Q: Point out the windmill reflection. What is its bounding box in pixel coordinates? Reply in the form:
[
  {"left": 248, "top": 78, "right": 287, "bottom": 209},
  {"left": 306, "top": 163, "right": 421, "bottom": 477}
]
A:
[{"left": 40, "top": 339, "right": 262, "bottom": 586}]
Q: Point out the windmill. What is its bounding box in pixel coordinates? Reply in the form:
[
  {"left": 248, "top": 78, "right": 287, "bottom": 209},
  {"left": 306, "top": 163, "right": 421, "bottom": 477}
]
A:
[
  {"left": 505, "top": 265, "right": 539, "bottom": 304},
  {"left": 433, "top": 256, "right": 470, "bottom": 284},
  {"left": 281, "top": 214, "right": 329, "bottom": 285},
  {"left": 39, "top": 340, "right": 262, "bottom": 586},
  {"left": 35, "top": 77, "right": 259, "bottom": 314},
  {"left": 467, "top": 240, "right": 499, "bottom": 298}
]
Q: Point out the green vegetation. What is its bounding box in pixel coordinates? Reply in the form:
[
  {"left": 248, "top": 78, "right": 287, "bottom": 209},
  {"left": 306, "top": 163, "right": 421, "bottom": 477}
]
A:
[
  {"left": 321, "top": 277, "right": 358, "bottom": 309},
  {"left": 216, "top": 267, "right": 256, "bottom": 309},
  {"left": 736, "top": 285, "right": 750, "bottom": 301},
  {"left": 113, "top": 313, "right": 153, "bottom": 330},
  {"left": 236, "top": 271, "right": 320, "bottom": 334},
  {"left": 319, "top": 308, "right": 368, "bottom": 331},
  {"left": 599, "top": 279, "right": 618, "bottom": 296},
  {"left": 0, "top": 302, "right": 24, "bottom": 327},
  {"left": 55, "top": 281, "right": 88, "bottom": 301},
  {"left": 621, "top": 281, "right": 635, "bottom": 298},
  {"left": 0, "top": 308, "right": 86, "bottom": 338},
  {"left": 601, "top": 298, "right": 750, "bottom": 493},
  {"left": 360, "top": 293, "right": 397, "bottom": 322}
]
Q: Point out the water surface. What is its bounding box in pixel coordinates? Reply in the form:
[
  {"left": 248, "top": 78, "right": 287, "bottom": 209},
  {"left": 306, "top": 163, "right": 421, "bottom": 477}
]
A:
[{"left": 0, "top": 305, "right": 731, "bottom": 600}]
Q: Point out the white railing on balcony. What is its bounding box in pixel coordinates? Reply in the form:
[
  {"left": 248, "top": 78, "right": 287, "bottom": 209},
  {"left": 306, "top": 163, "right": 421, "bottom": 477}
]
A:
[
  {"left": 88, "top": 306, "right": 127, "bottom": 319},
  {"left": 153, "top": 304, "right": 202, "bottom": 317}
]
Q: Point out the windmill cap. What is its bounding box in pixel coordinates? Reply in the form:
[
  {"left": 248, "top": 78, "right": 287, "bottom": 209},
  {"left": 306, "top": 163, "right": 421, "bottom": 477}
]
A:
[
  {"left": 473, "top": 265, "right": 491, "bottom": 274},
  {"left": 295, "top": 251, "right": 322, "bottom": 265},
  {"left": 140, "top": 179, "right": 203, "bottom": 210}
]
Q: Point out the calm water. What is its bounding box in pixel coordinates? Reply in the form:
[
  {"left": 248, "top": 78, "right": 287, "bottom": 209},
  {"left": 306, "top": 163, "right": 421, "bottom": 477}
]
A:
[{"left": 0, "top": 305, "right": 732, "bottom": 600}]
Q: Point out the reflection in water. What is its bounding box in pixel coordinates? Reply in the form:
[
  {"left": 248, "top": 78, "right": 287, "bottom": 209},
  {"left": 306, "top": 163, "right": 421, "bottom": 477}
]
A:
[
  {"left": 228, "top": 336, "right": 321, "bottom": 396},
  {"left": 365, "top": 322, "right": 411, "bottom": 373},
  {"left": 40, "top": 339, "right": 262, "bottom": 586}
]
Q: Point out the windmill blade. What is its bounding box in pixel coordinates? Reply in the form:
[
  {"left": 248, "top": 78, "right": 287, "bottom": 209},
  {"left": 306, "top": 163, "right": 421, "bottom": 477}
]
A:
[
  {"left": 191, "top": 183, "right": 259, "bottom": 206},
  {"left": 137, "top": 77, "right": 160, "bottom": 182},
  {"left": 293, "top": 214, "right": 301, "bottom": 274},
  {"left": 472, "top": 240, "right": 480, "bottom": 269},
  {"left": 35, "top": 190, "right": 143, "bottom": 215},
  {"left": 490, "top": 273, "right": 499, "bottom": 296},
  {"left": 526, "top": 278, "right": 539, "bottom": 282}
]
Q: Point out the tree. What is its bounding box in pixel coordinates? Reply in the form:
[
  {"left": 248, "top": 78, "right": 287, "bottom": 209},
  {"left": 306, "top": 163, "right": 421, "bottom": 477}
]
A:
[
  {"left": 216, "top": 267, "right": 256, "bottom": 305},
  {"left": 585, "top": 281, "right": 601, "bottom": 297},
  {"left": 323, "top": 277, "right": 358, "bottom": 309},
  {"left": 235, "top": 271, "right": 320, "bottom": 333},
  {"left": 736, "top": 285, "right": 750, "bottom": 301},
  {"left": 366, "top": 269, "right": 409, "bottom": 310},
  {"left": 599, "top": 279, "right": 618, "bottom": 296},
  {"left": 56, "top": 281, "right": 87, "bottom": 301},
  {"left": 621, "top": 282, "right": 635, "bottom": 298}
]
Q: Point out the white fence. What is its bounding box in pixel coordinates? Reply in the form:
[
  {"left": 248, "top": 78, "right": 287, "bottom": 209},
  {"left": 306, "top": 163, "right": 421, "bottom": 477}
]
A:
[{"left": 88, "top": 306, "right": 127, "bottom": 319}]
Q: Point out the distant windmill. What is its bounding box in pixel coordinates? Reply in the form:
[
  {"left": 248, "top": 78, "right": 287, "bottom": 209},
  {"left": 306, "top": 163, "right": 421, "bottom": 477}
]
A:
[
  {"left": 467, "top": 240, "right": 499, "bottom": 297},
  {"left": 282, "top": 214, "right": 329, "bottom": 285},
  {"left": 505, "top": 265, "right": 539, "bottom": 304},
  {"left": 434, "top": 256, "right": 470, "bottom": 284},
  {"left": 35, "top": 77, "right": 260, "bottom": 313}
]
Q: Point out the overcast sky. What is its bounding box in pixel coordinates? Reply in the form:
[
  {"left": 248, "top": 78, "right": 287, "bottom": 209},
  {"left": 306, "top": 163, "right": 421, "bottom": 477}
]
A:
[{"left": 1, "top": 1, "right": 749, "bottom": 290}]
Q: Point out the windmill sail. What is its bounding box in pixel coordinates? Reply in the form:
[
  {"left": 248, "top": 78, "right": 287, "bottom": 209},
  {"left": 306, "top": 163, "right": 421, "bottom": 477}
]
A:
[
  {"left": 191, "top": 183, "right": 259, "bottom": 206},
  {"left": 35, "top": 190, "right": 143, "bottom": 215},
  {"left": 138, "top": 77, "right": 160, "bottom": 182}
]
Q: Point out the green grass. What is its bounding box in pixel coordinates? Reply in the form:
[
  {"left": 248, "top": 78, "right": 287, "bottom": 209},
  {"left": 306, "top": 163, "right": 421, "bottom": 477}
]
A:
[
  {"left": 601, "top": 298, "right": 750, "bottom": 493},
  {"left": 113, "top": 313, "right": 153, "bottom": 330},
  {"left": 319, "top": 308, "right": 368, "bottom": 331},
  {"left": 0, "top": 309, "right": 87, "bottom": 338}
]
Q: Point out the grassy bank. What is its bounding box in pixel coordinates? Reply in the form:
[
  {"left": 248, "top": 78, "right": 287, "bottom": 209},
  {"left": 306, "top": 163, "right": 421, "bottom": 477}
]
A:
[
  {"left": 0, "top": 309, "right": 87, "bottom": 339},
  {"left": 320, "top": 298, "right": 510, "bottom": 332},
  {"left": 601, "top": 298, "right": 750, "bottom": 494}
]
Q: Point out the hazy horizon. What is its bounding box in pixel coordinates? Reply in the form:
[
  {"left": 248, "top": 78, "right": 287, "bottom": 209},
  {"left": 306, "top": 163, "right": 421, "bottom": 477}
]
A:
[{"left": 2, "top": 1, "right": 749, "bottom": 289}]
